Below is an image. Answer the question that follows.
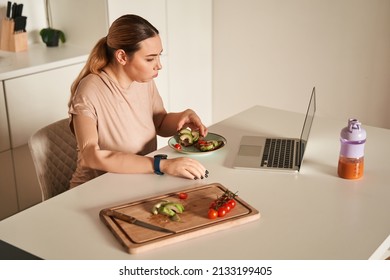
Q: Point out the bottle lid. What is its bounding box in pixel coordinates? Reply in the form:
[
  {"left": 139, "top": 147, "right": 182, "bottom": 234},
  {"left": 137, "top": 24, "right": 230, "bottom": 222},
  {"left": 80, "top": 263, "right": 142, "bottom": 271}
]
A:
[{"left": 340, "top": 118, "right": 366, "bottom": 142}]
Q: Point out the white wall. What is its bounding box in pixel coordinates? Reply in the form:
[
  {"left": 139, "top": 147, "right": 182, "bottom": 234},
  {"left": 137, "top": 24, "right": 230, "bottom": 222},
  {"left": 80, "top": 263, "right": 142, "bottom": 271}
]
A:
[
  {"left": 49, "top": 0, "right": 108, "bottom": 49},
  {"left": 213, "top": 0, "right": 390, "bottom": 129},
  {"left": 0, "top": 0, "right": 108, "bottom": 47},
  {"left": 3, "top": 0, "right": 388, "bottom": 129}
]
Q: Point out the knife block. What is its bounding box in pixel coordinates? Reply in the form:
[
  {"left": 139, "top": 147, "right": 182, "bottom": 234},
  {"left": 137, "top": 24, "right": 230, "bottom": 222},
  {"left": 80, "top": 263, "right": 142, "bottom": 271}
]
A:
[{"left": 0, "top": 18, "right": 28, "bottom": 52}]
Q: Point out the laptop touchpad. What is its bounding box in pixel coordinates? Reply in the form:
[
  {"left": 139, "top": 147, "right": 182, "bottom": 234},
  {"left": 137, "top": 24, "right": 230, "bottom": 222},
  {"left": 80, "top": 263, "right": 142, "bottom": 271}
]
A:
[{"left": 239, "top": 145, "right": 262, "bottom": 156}]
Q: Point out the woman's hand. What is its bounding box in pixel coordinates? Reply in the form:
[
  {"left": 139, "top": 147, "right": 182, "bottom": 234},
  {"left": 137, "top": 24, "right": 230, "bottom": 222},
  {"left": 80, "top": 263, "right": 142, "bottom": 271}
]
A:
[
  {"left": 176, "top": 109, "right": 208, "bottom": 137},
  {"left": 160, "top": 157, "right": 209, "bottom": 180}
]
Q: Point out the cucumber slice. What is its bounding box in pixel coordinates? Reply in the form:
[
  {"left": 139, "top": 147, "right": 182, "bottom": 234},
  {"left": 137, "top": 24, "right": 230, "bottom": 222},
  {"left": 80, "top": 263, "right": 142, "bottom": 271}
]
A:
[
  {"left": 169, "top": 203, "right": 184, "bottom": 213},
  {"left": 198, "top": 140, "right": 223, "bottom": 152},
  {"left": 151, "top": 200, "right": 168, "bottom": 215},
  {"left": 179, "top": 133, "right": 193, "bottom": 146},
  {"left": 200, "top": 142, "right": 214, "bottom": 151},
  {"left": 212, "top": 140, "right": 223, "bottom": 148},
  {"left": 158, "top": 202, "right": 185, "bottom": 216},
  {"left": 179, "top": 128, "right": 192, "bottom": 135},
  {"left": 191, "top": 131, "right": 200, "bottom": 142},
  {"left": 151, "top": 201, "right": 185, "bottom": 222}
]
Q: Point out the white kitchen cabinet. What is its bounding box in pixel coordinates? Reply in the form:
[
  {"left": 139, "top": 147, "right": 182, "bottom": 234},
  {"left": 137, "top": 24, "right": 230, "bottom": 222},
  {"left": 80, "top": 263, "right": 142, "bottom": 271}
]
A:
[
  {"left": 5, "top": 63, "right": 84, "bottom": 148},
  {"left": 0, "top": 82, "right": 18, "bottom": 220},
  {"left": 0, "top": 151, "right": 18, "bottom": 220},
  {"left": 0, "top": 44, "right": 87, "bottom": 218},
  {"left": 0, "top": 84, "right": 10, "bottom": 152},
  {"left": 2, "top": 62, "right": 85, "bottom": 211},
  {"left": 0, "top": 150, "right": 19, "bottom": 220},
  {"left": 12, "top": 144, "right": 41, "bottom": 211}
]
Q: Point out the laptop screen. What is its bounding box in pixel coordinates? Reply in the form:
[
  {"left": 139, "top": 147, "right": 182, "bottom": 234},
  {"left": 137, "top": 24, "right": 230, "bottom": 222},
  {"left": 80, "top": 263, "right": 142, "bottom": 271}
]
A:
[{"left": 298, "top": 87, "right": 316, "bottom": 166}]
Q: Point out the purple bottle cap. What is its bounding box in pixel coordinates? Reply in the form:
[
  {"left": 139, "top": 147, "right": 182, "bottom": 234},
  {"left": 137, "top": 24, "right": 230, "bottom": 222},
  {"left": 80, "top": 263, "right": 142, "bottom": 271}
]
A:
[{"left": 340, "top": 118, "right": 366, "bottom": 142}]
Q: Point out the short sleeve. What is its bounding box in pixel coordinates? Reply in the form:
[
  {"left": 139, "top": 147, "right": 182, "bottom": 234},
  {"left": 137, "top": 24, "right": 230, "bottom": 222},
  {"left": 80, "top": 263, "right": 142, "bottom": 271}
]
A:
[{"left": 68, "top": 75, "right": 101, "bottom": 121}]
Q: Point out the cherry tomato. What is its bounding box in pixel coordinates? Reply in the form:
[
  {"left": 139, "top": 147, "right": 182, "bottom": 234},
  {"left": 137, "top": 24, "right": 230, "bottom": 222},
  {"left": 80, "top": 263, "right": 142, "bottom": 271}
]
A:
[
  {"left": 227, "top": 199, "right": 236, "bottom": 209},
  {"left": 209, "top": 201, "right": 217, "bottom": 209},
  {"left": 218, "top": 206, "right": 227, "bottom": 217},
  {"left": 224, "top": 203, "right": 231, "bottom": 213},
  {"left": 208, "top": 208, "right": 218, "bottom": 219},
  {"left": 178, "top": 192, "right": 188, "bottom": 200},
  {"left": 174, "top": 143, "right": 182, "bottom": 150}
]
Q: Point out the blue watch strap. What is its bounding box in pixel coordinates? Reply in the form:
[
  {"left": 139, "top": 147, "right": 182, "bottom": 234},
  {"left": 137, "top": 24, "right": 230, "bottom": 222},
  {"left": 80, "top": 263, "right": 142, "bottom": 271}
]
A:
[{"left": 154, "top": 154, "right": 167, "bottom": 175}]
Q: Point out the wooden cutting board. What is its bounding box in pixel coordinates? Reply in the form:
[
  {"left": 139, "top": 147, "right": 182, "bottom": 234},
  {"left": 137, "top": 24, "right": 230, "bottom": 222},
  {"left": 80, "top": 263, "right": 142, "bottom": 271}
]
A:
[{"left": 99, "top": 183, "right": 260, "bottom": 254}]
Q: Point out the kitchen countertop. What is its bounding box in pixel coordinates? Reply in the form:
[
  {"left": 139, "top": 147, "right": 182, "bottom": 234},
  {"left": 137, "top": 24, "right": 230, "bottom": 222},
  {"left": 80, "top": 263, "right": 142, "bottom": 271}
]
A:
[{"left": 0, "top": 43, "right": 89, "bottom": 80}]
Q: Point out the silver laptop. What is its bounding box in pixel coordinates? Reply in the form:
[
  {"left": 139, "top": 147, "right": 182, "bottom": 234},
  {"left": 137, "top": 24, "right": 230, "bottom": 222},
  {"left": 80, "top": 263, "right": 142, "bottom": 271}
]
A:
[{"left": 233, "top": 87, "right": 316, "bottom": 172}]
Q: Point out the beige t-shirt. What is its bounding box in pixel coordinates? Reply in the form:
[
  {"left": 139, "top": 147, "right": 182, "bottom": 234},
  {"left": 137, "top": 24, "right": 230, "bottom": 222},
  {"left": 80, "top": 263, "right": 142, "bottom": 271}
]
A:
[{"left": 68, "top": 72, "right": 166, "bottom": 187}]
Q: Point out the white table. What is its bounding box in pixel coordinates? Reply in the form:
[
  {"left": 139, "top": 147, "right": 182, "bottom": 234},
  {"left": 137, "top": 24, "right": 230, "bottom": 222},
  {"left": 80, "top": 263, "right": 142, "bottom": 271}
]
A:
[{"left": 0, "top": 106, "right": 389, "bottom": 260}]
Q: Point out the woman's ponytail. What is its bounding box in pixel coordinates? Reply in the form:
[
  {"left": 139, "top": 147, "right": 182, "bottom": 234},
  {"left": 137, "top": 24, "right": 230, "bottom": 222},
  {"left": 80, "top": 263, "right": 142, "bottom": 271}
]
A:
[{"left": 69, "top": 37, "right": 110, "bottom": 104}]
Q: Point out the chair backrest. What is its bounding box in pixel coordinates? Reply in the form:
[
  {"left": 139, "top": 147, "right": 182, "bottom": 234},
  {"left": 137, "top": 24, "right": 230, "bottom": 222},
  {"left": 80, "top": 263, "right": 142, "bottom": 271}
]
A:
[{"left": 28, "top": 118, "right": 77, "bottom": 201}]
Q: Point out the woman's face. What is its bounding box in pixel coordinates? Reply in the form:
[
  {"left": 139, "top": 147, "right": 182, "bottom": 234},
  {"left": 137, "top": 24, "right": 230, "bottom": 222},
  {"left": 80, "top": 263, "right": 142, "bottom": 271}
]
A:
[{"left": 125, "top": 35, "right": 163, "bottom": 83}]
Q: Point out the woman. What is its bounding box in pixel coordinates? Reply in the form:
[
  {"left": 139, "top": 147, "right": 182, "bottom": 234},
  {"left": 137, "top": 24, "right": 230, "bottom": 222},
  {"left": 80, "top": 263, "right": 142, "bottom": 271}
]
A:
[{"left": 68, "top": 14, "right": 208, "bottom": 188}]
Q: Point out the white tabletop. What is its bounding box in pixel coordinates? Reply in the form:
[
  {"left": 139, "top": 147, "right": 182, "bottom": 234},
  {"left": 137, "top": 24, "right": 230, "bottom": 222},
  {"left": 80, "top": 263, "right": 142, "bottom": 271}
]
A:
[{"left": 0, "top": 105, "right": 389, "bottom": 260}]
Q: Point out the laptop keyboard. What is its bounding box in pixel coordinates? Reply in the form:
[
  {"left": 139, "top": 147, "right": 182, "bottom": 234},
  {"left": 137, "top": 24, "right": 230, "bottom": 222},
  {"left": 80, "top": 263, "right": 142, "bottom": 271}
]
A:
[{"left": 261, "top": 138, "right": 295, "bottom": 168}]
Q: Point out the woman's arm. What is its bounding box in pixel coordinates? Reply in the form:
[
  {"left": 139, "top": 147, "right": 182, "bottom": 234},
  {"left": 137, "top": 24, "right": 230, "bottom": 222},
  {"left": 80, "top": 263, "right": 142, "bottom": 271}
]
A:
[
  {"left": 73, "top": 114, "right": 208, "bottom": 179},
  {"left": 73, "top": 114, "right": 155, "bottom": 173}
]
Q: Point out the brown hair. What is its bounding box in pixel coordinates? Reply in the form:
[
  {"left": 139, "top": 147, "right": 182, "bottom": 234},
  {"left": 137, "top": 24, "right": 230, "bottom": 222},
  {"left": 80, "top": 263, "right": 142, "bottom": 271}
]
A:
[{"left": 69, "top": 14, "right": 159, "bottom": 105}]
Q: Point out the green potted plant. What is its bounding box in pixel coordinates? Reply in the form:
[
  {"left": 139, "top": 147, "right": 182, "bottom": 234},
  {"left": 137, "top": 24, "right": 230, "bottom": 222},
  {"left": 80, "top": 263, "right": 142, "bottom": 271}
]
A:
[{"left": 39, "top": 0, "right": 66, "bottom": 47}]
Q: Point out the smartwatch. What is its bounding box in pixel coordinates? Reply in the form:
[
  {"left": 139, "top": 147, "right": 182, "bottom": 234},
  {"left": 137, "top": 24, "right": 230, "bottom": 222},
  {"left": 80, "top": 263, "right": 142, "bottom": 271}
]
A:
[{"left": 153, "top": 154, "right": 168, "bottom": 175}]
